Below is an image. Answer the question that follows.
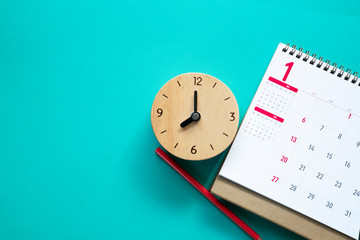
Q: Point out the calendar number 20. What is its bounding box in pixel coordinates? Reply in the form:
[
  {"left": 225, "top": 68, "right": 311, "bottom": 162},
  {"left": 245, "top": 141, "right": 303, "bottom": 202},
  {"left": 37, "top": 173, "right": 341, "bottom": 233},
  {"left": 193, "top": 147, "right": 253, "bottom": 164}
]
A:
[{"left": 280, "top": 156, "right": 288, "bottom": 163}]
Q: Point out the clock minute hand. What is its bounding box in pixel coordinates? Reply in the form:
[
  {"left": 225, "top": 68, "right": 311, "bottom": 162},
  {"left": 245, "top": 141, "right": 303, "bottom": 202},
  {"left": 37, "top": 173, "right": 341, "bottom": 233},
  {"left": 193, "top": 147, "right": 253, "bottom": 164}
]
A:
[
  {"left": 181, "top": 91, "right": 201, "bottom": 128},
  {"left": 194, "top": 90, "right": 197, "bottom": 112}
]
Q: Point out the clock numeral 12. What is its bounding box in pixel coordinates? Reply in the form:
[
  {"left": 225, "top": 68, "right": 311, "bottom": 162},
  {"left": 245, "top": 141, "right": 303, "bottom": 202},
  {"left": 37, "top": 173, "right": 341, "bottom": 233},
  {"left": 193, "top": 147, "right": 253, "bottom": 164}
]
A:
[{"left": 193, "top": 77, "right": 202, "bottom": 86}]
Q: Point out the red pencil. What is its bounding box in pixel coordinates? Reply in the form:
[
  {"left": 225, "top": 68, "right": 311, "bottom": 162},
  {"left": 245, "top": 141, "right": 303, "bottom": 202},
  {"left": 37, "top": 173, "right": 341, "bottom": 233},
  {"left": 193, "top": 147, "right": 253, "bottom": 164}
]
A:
[{"left": 155, "top": 147, "right": 261, "bottom": 240}]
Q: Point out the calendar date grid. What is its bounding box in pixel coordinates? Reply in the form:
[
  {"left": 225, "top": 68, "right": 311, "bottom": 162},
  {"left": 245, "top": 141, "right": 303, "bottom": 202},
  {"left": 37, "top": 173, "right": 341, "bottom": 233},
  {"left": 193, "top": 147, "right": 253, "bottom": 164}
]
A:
[
  {"left": 259, "top": 101, "right": 360, "bottom": 225},
  {"left": 256, "top": 134, "right": 360, "bottom": 227},
  {"left": 249, "top": 94, "right": 360, "bottom": 221},
  {"left": 272, "top": 109, "right": 360, "bottom": 197}
]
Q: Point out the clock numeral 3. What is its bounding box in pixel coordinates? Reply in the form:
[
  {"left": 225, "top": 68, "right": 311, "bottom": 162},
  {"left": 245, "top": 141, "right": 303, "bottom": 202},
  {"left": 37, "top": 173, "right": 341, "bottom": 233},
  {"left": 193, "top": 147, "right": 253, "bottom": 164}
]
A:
[
  {"left": 193, "top": 77, "right": 202, "bottom": 86},
  {"left": 229, "top": 112, "right": 235, "bottom": 121},
  {"left": 191, "top": 145, "right": 197, "bottom": 154}
]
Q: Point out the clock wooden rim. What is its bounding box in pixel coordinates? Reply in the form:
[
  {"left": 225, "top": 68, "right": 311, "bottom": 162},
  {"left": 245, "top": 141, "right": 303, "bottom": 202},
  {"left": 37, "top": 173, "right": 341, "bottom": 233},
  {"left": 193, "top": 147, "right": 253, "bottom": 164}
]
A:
[{"left": 151, "top": 72, "right": 239, "bottom": 161}]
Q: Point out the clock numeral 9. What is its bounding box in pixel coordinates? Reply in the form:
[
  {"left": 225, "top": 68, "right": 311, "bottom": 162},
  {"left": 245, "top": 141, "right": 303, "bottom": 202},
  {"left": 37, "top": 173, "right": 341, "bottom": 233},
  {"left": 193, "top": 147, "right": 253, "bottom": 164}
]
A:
[
  {"left": 229, "top": 112, "right": 235, "bottom": 121},
  {"left": 193, "top": 77, "right": 202, "bottom": 86},
  {"left": 191, "top": 145, "right": 197, "bottom": 154},
  {"left": 157, "top": 108, "right": 163, "bottom": 117}
]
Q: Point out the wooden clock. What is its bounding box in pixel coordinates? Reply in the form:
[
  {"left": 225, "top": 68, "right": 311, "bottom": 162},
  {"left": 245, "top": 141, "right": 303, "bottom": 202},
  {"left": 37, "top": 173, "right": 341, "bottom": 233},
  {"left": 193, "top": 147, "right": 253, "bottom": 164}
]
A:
[{"left": 151, "top": 73, "right": 239, "bottom": 160}]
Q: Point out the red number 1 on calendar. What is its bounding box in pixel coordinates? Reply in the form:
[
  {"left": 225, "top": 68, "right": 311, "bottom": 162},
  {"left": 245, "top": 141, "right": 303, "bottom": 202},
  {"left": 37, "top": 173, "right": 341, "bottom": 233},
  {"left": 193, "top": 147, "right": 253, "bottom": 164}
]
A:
[
  {"left": 269, "top": 62, "right": 294, "bottom": 82},
  {"left": 283, "top": 62, "right": 294, "bottom": 81}
]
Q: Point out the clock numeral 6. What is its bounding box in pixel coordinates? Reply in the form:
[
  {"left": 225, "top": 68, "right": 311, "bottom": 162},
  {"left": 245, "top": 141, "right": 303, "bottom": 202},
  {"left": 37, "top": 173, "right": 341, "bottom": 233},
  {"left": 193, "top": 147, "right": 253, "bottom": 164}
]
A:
[
  {"left": 191, "top": 145, "right": 197, "bottom": 154},
  {"left": 157, "top": 108, "right": 163, "bottom": 117},
  {"left": 229, "top": 112, "right": 235, "bottom": 121},
  {"left": 193, "top": 77, "right": 202, "bottom": 86}
]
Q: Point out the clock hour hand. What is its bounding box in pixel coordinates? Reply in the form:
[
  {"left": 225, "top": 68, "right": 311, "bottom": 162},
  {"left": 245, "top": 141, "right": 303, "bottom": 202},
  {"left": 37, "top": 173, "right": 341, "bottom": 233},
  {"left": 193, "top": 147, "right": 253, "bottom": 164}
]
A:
[
  {"left": 180, "top": 116, "right": 194, "bottom": 128},
  {"left": 180, "top": 112, "right": 201, "bottom": 128}
]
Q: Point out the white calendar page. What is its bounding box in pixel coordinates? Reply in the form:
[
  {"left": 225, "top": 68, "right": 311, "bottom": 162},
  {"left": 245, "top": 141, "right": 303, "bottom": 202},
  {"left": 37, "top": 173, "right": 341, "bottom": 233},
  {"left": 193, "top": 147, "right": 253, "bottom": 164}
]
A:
[{"left": 219, "top": 43, "right": 360, "bottom": 239}]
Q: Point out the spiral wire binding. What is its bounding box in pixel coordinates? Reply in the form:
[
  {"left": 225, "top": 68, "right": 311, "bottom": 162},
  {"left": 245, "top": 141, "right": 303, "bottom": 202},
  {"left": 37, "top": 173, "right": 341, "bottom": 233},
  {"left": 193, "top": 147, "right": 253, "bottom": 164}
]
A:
[{"left": 282, "top": 43, "right": 359, "bottom": 85}]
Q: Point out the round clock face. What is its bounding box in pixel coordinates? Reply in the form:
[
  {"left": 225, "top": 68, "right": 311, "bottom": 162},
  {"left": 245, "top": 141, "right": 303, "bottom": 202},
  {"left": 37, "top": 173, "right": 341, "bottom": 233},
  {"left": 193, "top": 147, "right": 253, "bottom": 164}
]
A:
[{"left": 151, "top": 73, "right": 239, "bottom": 160}]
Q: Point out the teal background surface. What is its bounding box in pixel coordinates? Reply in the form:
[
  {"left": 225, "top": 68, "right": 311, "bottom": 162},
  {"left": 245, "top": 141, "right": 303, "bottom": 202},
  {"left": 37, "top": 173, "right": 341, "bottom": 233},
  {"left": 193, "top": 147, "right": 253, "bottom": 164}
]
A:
[{"left": 1, "top": 1, "right": 359, "bottom": 239}]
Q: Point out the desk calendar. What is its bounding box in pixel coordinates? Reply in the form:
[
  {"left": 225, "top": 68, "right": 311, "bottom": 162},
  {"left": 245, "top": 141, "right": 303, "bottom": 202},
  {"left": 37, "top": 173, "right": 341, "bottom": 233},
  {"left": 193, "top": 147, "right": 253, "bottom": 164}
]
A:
[{"left": 213, "top": 43, "right": 360, "bottom": 240}]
